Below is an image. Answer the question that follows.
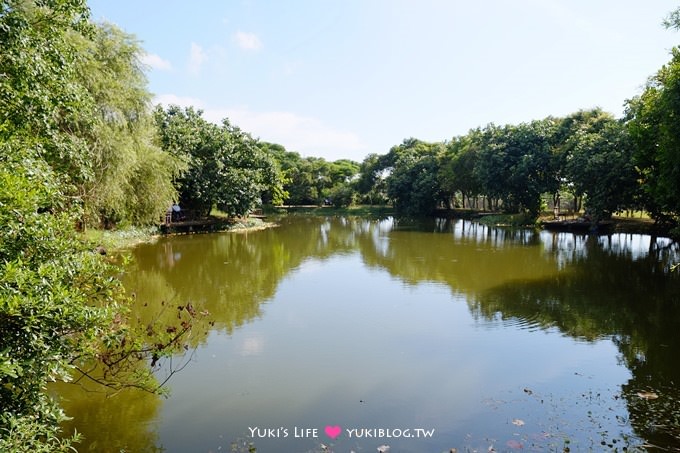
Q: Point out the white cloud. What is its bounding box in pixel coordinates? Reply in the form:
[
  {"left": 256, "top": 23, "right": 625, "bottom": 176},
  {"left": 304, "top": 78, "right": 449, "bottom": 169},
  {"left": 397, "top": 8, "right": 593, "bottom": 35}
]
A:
[
  {"left": 153, "top": 94, "right": 205, "bottom": 109},
  {"left": 238, "top": 333, "right": 264, "bottom": 356},
  {"left": 140, "top": 52, "right": 172, "bottom": 71},
  {"left": 188, "top": 42, "right": 207, "bottom": 75},
  {"left": 151, "top": 96, "right": 368, "bottom": 161},
  {"left": 234, "top": 31, "right": 263, "bottom": 51},
  {"left": 206, "top": 108, "right": 367, "bottom": 161}
]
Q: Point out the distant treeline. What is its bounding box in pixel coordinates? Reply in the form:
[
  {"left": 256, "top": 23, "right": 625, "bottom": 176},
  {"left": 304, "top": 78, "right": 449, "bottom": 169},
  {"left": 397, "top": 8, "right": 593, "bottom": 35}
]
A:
[
  {"left": 271, "top": 99, "right": 679, "bottom": 232},
  {"left": 272, "top": 50, "right": 680, "bottom": 231}
]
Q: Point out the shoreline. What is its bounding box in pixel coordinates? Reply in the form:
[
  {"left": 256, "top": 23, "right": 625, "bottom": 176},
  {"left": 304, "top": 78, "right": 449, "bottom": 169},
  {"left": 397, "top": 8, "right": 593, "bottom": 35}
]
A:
[
  {"left": 83, "top": 217, "right": 278, "bottom": 253},
  {"left": 85, "top": 211, "right": 676, "bottom": 255},
  {"left": 158, "top": 216, "right": 275, "bottom": 235}
]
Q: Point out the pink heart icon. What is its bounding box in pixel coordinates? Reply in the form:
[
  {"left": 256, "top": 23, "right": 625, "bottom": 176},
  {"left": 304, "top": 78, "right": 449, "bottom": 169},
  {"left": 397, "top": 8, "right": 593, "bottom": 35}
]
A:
[{"left": 324, "top": 425, "right": 342, "bottom": 439}]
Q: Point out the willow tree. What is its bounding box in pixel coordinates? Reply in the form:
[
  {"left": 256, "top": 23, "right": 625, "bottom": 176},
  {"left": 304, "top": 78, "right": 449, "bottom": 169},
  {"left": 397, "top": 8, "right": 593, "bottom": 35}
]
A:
[
  {"left": 1, "top": 4, "right": 182, "bottom": 228},
  {"left": 1, "top": 2, "right": 195, "bottom": 451},
  {"left": 74, "top": 23, "right": 183, "bottom": 227}
]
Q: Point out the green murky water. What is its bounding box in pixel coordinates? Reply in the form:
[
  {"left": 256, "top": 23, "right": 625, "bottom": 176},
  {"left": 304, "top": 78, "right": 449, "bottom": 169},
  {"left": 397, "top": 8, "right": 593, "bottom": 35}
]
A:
[{"left": 56, "top": 216, "right": 680, "bottom": 452}]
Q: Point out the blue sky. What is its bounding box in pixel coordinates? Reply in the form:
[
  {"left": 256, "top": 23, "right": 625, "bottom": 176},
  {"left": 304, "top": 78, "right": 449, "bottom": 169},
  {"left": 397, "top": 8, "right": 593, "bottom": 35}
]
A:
[{"left": 88, "top": 0, "right": 680, "bottom": 162}]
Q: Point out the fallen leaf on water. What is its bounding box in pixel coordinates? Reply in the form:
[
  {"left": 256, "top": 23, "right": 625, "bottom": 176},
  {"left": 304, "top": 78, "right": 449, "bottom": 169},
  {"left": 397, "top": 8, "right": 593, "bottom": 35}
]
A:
[
  {"left": 512, "top": 418, "right": 525, "bottom": 426},
  {"left": 506, "top": 439, "right": 523, "bottom": 449},
  {"left": 636, "top": 391, "right": 659, "bottom": 400}
]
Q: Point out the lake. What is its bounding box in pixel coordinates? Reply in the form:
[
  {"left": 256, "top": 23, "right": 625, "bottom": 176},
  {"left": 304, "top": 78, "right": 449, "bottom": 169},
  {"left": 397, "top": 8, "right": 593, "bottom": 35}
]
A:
[{"left": 55, "top": 215, "right": 680, "bottom": 452}]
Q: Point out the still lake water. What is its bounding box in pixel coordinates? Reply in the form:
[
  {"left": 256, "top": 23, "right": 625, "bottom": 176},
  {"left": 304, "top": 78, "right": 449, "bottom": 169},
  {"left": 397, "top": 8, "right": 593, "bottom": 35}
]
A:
[{"left": 56, "top": 216, "right": 680, "bottom": 452}]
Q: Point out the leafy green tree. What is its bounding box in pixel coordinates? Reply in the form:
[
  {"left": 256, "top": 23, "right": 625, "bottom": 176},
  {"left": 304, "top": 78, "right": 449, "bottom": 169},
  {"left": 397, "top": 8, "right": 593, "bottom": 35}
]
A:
[
  {"left": 516, "top": 119, "right": 561, "bottom": 216},
  {"left": 0, "top": 154, "right": 202, "bottom": 452},
  {"left": 285, "top": 159, "right": 319, "bottom": 204},
  {"left": 327, "top": 184, "right": 356, "bottom": 207},
  {"left": 627, "top": 48, "right": 680, "bottom": 223},
  {"left": 0, "top": 152, "right": 118, "bottom": 451},
  {"left": 1, "top": 2, "right": 181, "bottom": 228},
  {"left": 566, "top": 120, "right": 638, "bottom": 222},
  {"left": 385, "top": 139, "right": 445, "bottom": 215},
  {"left": 439, "top": 132, "right": 483, "bottom": 209},
  {"left": 663, "top": 6, "right": 680, "bottom": 30},
  {"left": 306, "top": 157, "right": 334, "bottom": 203},
  {"left": 554, "top": 109, "right": 616, "bottom": 213},
  {"left": 324, "top": 159, "right": 359, "bottom": 207},
  {"left": 356, "top": 153, "right": 388, "bottom": 205},
  {"left": 327, "top": 159, "right": 360, "bottom": 185},
  {"left": 75, "top": 23, "right": 184, "bottom": 227},
  {"left": 472, "top": 121, "right": 559, "bottom": 217},
  {"left": 264, "top": 149, "right": 359, "bottom": 206},
  {"left": 469, "top": 124, "right": 506, "bottom": 210},
  {"left": 256, "top": 142, "right": 289, "bottom": 205},
  {"left": 154, "top": 106, "right": 283, "bottom": 217},
  {"left": 0, "top": 0, "right": 95, "bottom": 187}
]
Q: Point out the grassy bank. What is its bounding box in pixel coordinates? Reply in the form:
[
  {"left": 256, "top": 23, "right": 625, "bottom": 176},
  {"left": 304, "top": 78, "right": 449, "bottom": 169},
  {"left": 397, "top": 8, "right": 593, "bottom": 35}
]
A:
[
  {"left": 265, "top": 204, "right": 395, "bottom": 218},
  {"left": 82, "top": 225, "right": 161, "bottom": 252},
  {"left": 435, "top": 208, "right": 677, "bottom": 238},
  {"left": 82, "top": 217, "right": 274, "bottom": 253},
  {"left": 476, "top": 212, "right": 538, "bottom": 227},
  {"left": 610, "top": 215, "right": 680, "bottom": 240}
]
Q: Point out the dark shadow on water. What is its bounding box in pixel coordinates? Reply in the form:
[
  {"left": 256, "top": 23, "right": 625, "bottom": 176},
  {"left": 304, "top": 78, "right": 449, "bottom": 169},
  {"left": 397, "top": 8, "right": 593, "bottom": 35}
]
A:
[{"left": 476, "top": 235, "right": 680, "bottom": 450}]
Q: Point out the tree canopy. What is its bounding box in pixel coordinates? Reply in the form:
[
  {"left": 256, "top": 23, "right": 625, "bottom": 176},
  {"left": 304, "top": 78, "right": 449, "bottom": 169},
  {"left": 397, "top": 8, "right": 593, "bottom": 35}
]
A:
[
  {"left": 627, "top": 47, "right": 680, "bottom": 224},
  {"left": 359, "top": 112, "right": 647, "bottom": 223},
  {"left": 153, "top": 106, "right": 285, "bottom": 218}
]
